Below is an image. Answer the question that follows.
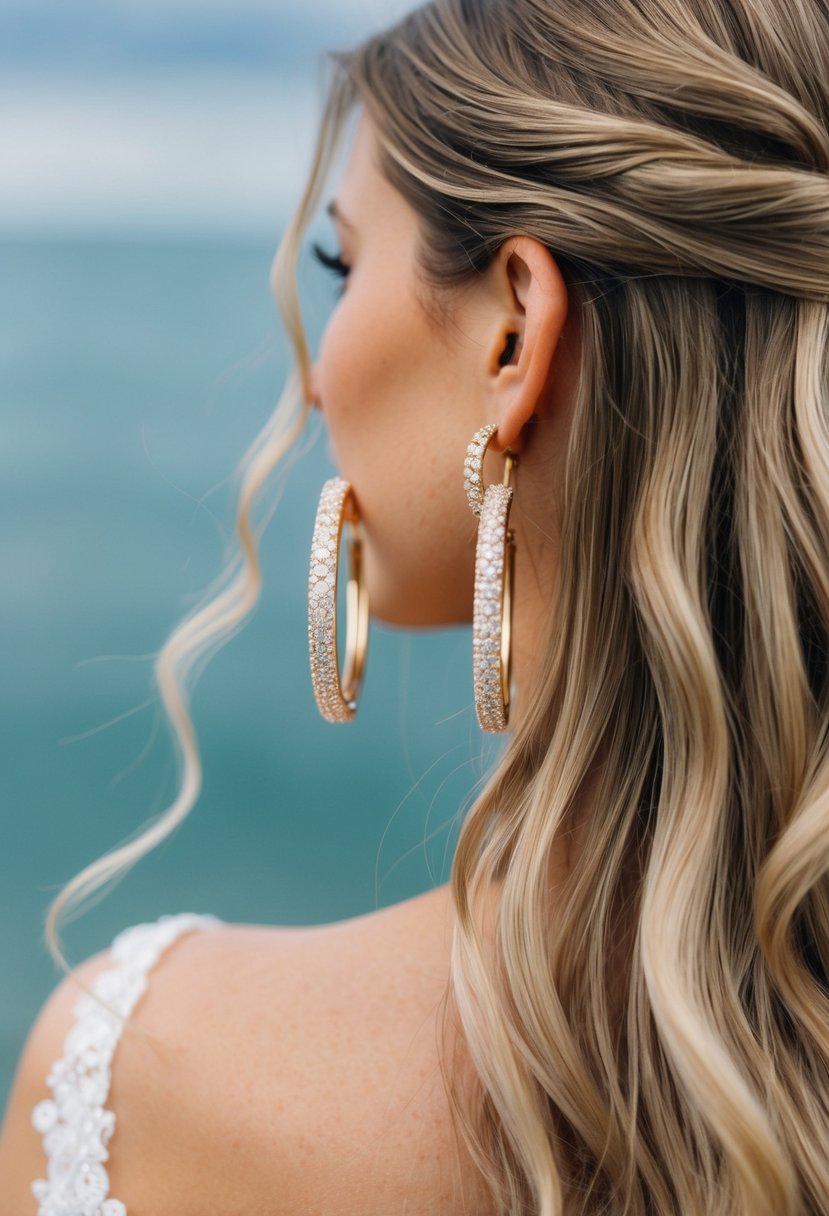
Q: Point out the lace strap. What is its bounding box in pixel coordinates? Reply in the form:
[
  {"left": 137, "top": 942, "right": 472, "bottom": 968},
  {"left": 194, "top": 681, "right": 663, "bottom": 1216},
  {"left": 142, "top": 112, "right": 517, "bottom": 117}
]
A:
[{"left": 30, "top": 911, "right": 223, "bottom": 1216}]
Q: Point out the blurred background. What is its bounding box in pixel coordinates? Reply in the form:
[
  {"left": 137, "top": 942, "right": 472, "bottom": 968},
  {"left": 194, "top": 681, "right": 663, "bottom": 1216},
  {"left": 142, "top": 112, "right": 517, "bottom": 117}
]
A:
[{"left": 1, "top": 0, "right": 506, "bottom": 1110}]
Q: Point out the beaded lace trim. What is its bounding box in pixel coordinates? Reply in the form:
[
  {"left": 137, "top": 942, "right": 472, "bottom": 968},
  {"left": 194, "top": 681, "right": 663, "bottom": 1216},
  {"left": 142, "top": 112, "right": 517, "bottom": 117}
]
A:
[{"left": 30, "top": 912, "right": 223, "bottom": 1216}]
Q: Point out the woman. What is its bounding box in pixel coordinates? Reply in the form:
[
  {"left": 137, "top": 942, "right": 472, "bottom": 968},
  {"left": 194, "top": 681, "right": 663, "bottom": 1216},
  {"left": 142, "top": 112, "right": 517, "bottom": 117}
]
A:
[{"left": 2, "top": 0, "right": 829, "bottom": 1211}]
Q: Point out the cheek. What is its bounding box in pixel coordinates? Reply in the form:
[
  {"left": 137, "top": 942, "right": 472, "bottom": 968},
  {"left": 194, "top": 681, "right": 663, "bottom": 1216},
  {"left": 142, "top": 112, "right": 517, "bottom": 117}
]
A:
[
  {"left": 315, "top": 280, "right": 429, "bottom": 469},
  {"left": 312, "top": 283, "right": 479, "bottom": 625},
  {"left": 316, "top": 300, "right": 365, "bottom": 440},
  {"left": 316, "top": 289, "right": 397, "bottom": 444}
]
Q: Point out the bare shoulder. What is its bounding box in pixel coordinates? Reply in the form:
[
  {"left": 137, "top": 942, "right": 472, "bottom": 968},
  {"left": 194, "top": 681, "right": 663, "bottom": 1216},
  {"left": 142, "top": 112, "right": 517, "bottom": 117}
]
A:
[
  {"left": 0, "top": 887, "right": 495, "bottom": 1216},
  {"left": 104, "top": 884, "right": 492, "bottom": 1216}
]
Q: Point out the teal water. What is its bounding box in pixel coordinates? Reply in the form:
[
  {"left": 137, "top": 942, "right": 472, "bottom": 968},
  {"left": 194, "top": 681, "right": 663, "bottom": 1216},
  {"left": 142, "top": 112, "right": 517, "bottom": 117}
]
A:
[{"left": 0, "top": 234, "right": 503, "bottom": 1110}]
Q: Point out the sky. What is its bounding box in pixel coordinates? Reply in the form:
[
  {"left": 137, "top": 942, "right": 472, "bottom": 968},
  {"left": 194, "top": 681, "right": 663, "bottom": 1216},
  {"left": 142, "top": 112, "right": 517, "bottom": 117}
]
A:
[{"left": 0, "top": 0, "right": 412, "bottom": 234}]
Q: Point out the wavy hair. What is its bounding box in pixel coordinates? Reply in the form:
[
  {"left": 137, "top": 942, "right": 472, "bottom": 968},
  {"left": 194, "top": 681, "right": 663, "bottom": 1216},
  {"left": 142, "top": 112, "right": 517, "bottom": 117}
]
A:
[{"left": 44, "top": 0, "right": 829, "bottom": 1212}]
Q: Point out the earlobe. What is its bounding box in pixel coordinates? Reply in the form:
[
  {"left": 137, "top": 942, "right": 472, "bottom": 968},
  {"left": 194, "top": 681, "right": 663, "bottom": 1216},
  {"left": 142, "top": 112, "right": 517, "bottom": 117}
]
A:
[{"left": 487, "top": 237, "right": 569, "bottom": 454}]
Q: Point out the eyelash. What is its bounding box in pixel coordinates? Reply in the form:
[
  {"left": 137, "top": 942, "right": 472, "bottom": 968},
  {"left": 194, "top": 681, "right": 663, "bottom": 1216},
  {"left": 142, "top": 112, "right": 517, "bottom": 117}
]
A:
[{"left": 312, "top": 242, "right": 351, "bottom": 293}]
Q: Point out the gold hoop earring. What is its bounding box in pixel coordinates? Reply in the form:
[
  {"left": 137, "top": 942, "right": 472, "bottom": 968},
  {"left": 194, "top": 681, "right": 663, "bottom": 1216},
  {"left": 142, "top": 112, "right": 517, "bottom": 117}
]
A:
[
  {"left": 465, "top": 423, "right": 518, "bottom": 732},
  {"left": 308, "top": 477, "right": 369, "bottom": 722}
]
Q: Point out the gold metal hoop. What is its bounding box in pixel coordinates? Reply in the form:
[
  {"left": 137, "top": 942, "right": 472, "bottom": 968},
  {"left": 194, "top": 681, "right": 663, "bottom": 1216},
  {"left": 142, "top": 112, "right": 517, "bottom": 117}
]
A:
[{"left": 308, "top": 477, "right": 369, "bottom": 722}]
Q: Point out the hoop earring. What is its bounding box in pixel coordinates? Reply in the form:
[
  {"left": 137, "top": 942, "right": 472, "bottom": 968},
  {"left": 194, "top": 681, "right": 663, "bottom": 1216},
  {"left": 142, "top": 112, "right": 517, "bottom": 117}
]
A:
[
  {"left": 307, "top": 477, "right": 369, "bottom": 722},
  {"left": 464, "top": 423, "right": 518, "bottom": 732}
]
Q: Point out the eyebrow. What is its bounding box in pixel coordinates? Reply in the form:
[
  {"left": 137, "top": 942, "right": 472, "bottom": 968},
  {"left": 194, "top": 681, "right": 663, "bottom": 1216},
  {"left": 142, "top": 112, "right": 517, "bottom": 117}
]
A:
[{"left": 326, "top": 199, "right": 355, "bottom": 230}]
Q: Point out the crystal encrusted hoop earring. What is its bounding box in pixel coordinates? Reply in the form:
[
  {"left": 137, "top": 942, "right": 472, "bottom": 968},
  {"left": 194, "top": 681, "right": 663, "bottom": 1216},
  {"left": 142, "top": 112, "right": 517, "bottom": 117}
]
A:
[
  {"left": 465, "top": 423, "right": 518, "bottom": 732},
  {"left": 308, "top": 477, "right": 369, "bottom": 722}
]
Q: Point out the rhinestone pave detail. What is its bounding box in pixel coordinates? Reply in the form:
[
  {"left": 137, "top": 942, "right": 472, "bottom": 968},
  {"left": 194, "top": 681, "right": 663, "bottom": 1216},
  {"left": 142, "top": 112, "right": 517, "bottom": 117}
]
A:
[
  {"left": 464, "top": 422, "right": 498, "bottom": 516},
  {"left": 308, "top": 476, "right": 356, "bottom": 723},
  {"left": 473, "top": 483, "right": 514, "bottom": 732}
]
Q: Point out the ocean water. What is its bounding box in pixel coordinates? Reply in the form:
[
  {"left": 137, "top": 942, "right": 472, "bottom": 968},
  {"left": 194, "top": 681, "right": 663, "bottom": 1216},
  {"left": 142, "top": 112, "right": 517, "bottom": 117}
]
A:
[{"left": 0, "top": 233, "right": 504, "bottom": 1109}]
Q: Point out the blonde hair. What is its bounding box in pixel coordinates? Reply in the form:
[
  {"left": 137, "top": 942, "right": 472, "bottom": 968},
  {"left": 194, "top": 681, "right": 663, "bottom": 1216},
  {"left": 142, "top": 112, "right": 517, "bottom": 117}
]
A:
[{"left": 45, "top": 0, "right": 829, "bottom": 1212}]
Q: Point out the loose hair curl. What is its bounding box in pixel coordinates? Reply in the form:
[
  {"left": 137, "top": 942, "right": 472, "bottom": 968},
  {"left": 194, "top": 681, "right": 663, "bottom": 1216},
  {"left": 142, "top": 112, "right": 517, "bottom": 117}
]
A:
[{"left": 45, "top": 1, "right": 829, "bottom": 1213}]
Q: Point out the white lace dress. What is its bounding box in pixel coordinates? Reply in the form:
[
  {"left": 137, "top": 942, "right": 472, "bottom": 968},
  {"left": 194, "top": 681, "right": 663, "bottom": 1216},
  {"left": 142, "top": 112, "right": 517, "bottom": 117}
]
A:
[{"left": 29, "top": 912, "right": 223, "bottom": 1216}]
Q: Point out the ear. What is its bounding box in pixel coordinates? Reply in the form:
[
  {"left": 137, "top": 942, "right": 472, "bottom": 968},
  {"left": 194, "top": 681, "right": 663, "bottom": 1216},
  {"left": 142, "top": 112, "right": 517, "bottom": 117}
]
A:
[{"left": 484, "top": 236, "right": 569, "bottom": 454}]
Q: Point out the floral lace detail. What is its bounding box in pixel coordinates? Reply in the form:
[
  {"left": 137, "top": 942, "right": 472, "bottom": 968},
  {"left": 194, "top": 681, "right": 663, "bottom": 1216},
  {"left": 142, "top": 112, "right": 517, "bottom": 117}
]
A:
[{"left": 30, "top": 912, "right": 223, "bottom": 1216}]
